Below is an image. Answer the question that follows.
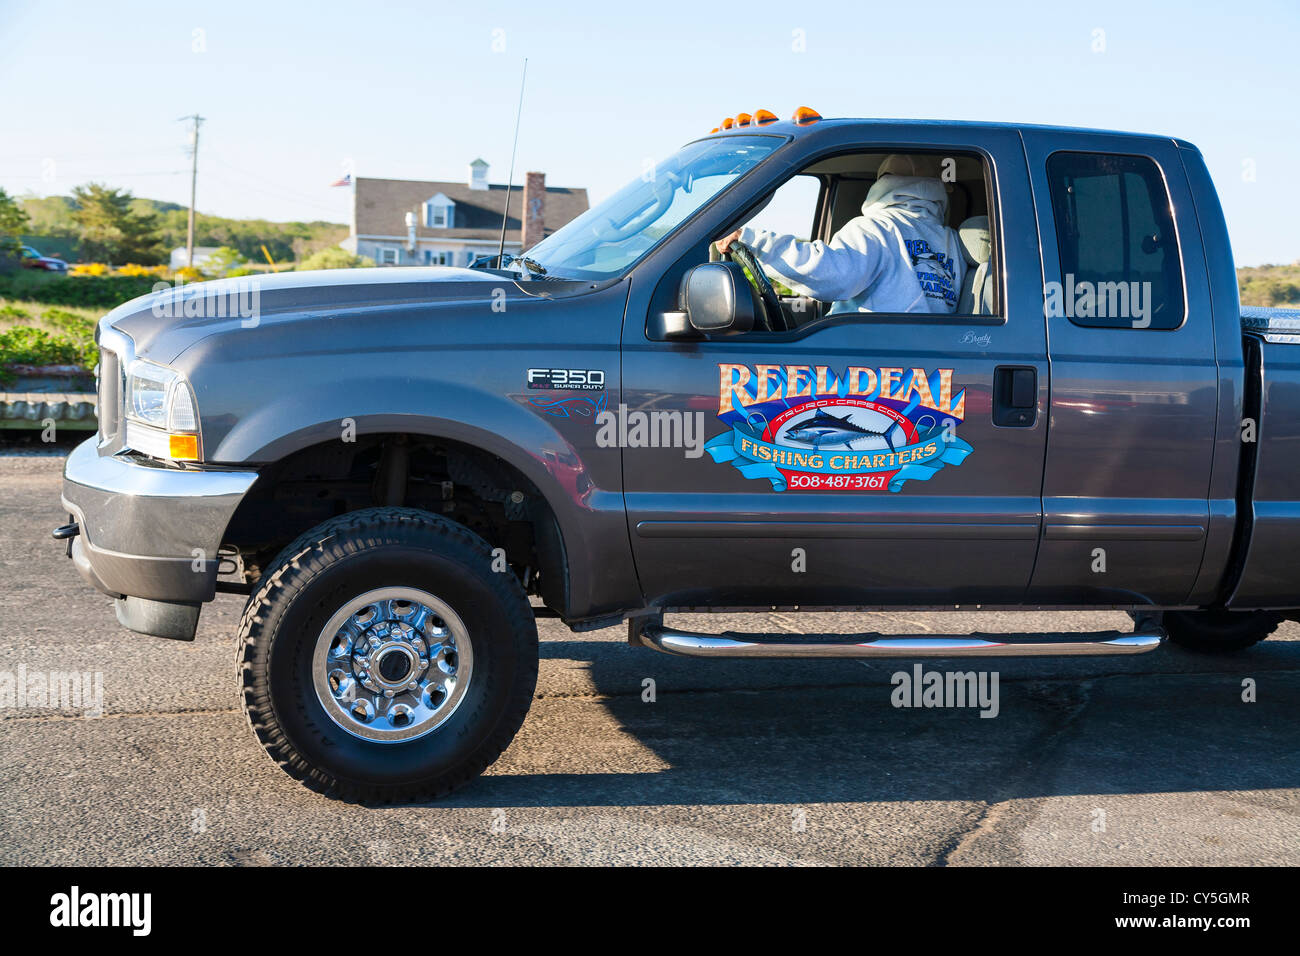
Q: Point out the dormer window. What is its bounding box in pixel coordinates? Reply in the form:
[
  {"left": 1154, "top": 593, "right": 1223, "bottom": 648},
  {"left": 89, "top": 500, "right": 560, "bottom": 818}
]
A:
[
  {"left": 468, "top": 158, "right": 489, "bottom": 191},
  {"left": 423, "top": 193, "right": 455, "bottom": 229}
]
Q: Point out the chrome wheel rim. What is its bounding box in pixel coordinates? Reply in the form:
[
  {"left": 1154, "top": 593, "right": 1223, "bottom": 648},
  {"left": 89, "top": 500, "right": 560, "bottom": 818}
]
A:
[{"left": 311, "top": 587, "right": 473, "bottom": 743}]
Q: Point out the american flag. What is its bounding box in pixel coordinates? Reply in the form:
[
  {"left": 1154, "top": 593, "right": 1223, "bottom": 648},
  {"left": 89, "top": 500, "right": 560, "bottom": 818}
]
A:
[{"left": 330, "top": 173, "right": 352, "bottom": 187}]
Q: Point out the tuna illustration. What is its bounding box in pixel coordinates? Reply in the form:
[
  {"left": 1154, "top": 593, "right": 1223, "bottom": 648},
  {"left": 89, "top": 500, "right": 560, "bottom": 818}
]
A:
[{"left": 783, "top": 409, "right": 903, "bottom": 450}]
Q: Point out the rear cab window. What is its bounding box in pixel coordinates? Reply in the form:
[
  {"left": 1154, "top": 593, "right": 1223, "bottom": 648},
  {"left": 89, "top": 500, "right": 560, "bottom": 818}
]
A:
[{"left": 1044, "top": 151, "right": 1185, "bottom": 329}]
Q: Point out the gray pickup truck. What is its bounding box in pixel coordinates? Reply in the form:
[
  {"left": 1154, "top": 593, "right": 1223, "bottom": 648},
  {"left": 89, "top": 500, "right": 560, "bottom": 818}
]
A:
[{"left": 55, "top": 111, "right": 1300, "bottom": 800}]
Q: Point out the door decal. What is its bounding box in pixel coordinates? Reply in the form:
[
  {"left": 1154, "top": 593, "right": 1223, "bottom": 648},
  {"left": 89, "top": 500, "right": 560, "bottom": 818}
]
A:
[{"left": 704, "top": 363, "right": 974, "bottom": 492}]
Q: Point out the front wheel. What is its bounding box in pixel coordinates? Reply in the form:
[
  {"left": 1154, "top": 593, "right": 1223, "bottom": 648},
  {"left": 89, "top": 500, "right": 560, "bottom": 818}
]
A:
[{"left": 238, "top": 508, "right": 538, "bottom": 802}]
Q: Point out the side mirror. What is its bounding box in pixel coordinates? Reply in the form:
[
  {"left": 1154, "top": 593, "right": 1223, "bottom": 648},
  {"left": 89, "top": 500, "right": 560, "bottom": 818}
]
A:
[{"left": 679, "top": 261, "right": 756, "bottom": 335}]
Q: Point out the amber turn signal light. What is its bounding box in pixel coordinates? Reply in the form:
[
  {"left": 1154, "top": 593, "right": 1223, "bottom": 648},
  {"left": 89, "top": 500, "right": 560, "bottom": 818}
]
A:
[{"left": 168, "top": 433, "right": 200, "bottom": 461}]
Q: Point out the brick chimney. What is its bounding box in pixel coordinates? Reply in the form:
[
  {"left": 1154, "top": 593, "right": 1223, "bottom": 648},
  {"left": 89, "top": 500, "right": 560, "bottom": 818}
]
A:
[{"left": 522, "top": 172, "right": 546, "bottom": 250}]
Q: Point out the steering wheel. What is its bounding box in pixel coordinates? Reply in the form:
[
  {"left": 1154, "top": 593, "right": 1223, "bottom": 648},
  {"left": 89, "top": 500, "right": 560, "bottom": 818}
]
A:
[{"left": 726, "top": 241, "right": 788, "bottom": 332}]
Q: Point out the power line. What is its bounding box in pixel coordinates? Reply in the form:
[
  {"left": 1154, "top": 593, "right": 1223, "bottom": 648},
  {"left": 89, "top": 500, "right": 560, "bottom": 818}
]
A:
[
  {"left": 0, "top": 170, "right": 188, "bottom": 180},
  {"left": 208, "top": 156, "right": 347, "bottom": 209},
  {"left": 202, "top": 171, "right": 345, "bottom": 218}
]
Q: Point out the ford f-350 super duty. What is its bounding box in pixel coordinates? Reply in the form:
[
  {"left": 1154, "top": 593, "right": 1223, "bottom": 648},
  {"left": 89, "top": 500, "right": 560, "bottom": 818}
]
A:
[{"left": 54, "top": 111, "right": 1300, "bottom": 800}]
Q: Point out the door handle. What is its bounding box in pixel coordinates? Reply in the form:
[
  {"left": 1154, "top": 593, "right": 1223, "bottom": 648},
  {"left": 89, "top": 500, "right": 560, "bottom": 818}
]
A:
[{"left": 993, "top": 366, "right": 1037, "bottom": 427}]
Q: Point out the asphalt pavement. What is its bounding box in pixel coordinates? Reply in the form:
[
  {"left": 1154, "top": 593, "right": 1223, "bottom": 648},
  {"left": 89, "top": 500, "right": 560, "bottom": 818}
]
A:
[{"left": 2, "top": 450, "right": 1297, "bottom": 865}]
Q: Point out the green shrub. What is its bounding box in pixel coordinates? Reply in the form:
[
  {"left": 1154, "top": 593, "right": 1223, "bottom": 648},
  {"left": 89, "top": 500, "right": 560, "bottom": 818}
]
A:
[
  {"left": 297, "top": 247, "right": 374, "bottom": 271},
  {"left": 0, "top": 325, "right": 96, "bottom": 374},
  {"left": 0, "top": 271, "right": 159, "bottom": 308},
  {"left": 201, "top": 246, "right": 249, "bottom": 278},
  {"left": 0, "top": 303, "right": 32, "bottom": 320},
  {"left": 41, "top": 307, "right": 96, "bottom": 334}
]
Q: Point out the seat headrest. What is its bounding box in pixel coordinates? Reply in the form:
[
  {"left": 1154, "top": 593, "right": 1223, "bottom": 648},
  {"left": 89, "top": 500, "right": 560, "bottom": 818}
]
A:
[
  {"left": 957, "top": 215, "right": 991, "bottom": 266},
  {"left": 877, "top": 153, "right": 944, "bottom": 179}
]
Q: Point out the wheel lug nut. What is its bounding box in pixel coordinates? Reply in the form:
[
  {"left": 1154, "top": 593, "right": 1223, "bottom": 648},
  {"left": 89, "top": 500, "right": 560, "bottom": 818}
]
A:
[{"left": 384, "top": 690, "right": 394, "bottom": 698}]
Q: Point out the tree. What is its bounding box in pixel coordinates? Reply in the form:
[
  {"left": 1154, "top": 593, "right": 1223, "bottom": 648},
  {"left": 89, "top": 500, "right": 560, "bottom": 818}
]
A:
[
  {"left": 201, "top": 245, "right": 249, "bottom": 278},
  {"left": 0, "top": 187, "right": 31, "bottom": 261},
  {"left": 297, "top": 246, "right": 374, "bottom": 270},
  {"left": 70, "top": 183, "right": 164, "bottom": 265},
  {"left": 19, "top": 195, "right": 77, "bottom": 238}
]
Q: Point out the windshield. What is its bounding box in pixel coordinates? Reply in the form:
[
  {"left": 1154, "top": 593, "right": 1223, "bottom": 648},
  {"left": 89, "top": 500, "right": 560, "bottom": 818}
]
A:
[{"left": 525, "top": 135, "right": 781, "bottom": 280}]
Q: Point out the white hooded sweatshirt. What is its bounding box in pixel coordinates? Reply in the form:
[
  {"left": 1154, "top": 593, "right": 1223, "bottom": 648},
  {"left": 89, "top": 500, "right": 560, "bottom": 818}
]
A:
[{"left": 738, "top": 174, "right": 966, "bottom": 314}]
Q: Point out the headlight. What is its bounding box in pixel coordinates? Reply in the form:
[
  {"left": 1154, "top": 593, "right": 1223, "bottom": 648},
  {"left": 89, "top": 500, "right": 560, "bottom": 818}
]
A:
[{"left": 124, "top": 360, "right": 201, "bottom": 461}]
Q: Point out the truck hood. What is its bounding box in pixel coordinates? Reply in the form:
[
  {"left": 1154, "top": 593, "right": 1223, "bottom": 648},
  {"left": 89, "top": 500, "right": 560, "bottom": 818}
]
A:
[{"left": 102, "top": 266, "right": 600, "bottom": 362}]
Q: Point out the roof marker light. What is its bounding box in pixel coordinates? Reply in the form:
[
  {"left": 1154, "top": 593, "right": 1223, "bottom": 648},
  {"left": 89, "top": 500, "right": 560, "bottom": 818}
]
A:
[
  {"left": 721, "top": 117, "right": 735, "bottom": 129},
  {"left": 735, "top": 112, "right": 753, "bottom": 127},
  {"left": 753, "top": 109, "right": 778, "bottom": 125},
  {"left": 792, "top": 106, "right": 822, "bottom": 126}
]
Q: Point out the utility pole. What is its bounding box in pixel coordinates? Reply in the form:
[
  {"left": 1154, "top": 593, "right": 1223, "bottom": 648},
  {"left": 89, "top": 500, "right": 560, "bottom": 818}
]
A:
[{"left": 179, "top": 114, "right": 204, "bottom": 268}]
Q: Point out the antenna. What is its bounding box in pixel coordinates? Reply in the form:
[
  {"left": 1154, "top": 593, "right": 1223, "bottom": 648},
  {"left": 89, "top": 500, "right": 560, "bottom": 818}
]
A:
[{"left": 496, "top": 58, "right": 528, "bottom": 266}]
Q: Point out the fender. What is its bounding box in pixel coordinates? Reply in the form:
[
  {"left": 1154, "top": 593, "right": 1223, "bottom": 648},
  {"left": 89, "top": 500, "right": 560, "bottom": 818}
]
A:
[
  {"left": 216, "top": 395, "right": 639, "bottom": 623},
  {"left": 164, "top": 277, "right": 639, "bottom": 623}
]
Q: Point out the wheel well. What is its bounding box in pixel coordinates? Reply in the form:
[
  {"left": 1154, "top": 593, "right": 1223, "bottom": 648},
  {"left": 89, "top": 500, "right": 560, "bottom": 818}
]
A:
[{"left": 221, "top": 434, "right": 569, "bottom": 616}]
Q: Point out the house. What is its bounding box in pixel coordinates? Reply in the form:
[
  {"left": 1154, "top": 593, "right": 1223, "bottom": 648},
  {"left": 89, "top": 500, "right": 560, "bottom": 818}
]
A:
[
  {"left": 341, "top": 160, "right": 589, "bottom": 267},
  {"left": 169, "top": 246, "right": 220, "bottom": 271}
]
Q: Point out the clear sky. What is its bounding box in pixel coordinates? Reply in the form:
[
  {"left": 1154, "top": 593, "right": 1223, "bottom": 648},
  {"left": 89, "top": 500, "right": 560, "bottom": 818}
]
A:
[{"left": 1, "top": 0, "right": 1295, "bottom": 265}]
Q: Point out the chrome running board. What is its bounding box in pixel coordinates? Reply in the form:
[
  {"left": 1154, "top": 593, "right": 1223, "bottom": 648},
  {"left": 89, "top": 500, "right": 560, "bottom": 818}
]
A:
[{"left": 630, "top": 618, "right": 1165, "bottom": 659}]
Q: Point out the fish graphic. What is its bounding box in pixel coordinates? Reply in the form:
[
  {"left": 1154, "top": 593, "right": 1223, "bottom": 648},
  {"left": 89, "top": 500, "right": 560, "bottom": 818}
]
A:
[{"left": 783, "top": 409, "right": 903, "bottom": 451}]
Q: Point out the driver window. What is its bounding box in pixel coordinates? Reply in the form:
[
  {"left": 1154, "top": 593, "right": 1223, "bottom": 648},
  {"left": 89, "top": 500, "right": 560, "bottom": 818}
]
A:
[
  {"left": 717, "top": 150, "right": 998, "bottom": 330},
  {"left": 740, "top": 174, "right": 823, "bottom": 248},
  {"left": 729, "top": 174, "right": 825, "bottom": 325}
]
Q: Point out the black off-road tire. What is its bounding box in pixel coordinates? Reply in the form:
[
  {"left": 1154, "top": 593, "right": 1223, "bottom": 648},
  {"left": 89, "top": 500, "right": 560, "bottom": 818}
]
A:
[
  {"left": 238, "top": 507, "right": 538, "bottom": 802},
  {"left": 1163, "top": 609, "right": 1280, "bottom": 654}
]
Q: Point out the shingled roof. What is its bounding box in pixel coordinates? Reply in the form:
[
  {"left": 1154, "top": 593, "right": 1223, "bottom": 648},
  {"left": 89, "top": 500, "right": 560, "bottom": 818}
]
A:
[{"left": 353, "top": 177, "right": 588, "bottom": 241}]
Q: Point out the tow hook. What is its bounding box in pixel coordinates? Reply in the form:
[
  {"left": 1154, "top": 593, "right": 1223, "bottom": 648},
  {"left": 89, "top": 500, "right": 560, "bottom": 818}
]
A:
[{"left": 52, "top": 520, "right": 79, "bottom": 558}]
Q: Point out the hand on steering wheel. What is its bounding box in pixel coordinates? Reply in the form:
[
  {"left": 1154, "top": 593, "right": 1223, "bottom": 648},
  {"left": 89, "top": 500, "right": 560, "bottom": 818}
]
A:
[{"left": 723, "top": 240, "right": 789, "bottom": 332}]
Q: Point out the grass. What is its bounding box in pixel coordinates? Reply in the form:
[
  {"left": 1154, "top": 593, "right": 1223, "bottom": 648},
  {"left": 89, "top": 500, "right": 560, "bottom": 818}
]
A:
[
  {"left": 0, "top": 298, "right": 99, "bottom": 387},
  {"left": 1238, "top": 263, "right": 1300, "bottom": 308}
]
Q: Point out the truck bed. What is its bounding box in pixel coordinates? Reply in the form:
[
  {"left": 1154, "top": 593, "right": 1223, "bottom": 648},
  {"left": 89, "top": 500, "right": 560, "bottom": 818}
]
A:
[{"left": 1232, "top": 307, "right": 1300, "bottom": 606}]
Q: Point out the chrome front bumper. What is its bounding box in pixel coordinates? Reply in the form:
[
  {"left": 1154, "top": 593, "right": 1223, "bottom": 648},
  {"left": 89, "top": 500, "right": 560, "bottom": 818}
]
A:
[{"left": 60, "top": 437, "right": 259, "bottom": 603}]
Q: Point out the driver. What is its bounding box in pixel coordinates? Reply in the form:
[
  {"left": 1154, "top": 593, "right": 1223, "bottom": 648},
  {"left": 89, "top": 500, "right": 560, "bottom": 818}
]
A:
[{"left": 716, "top": 154, "right": 966, "bottom": 315}]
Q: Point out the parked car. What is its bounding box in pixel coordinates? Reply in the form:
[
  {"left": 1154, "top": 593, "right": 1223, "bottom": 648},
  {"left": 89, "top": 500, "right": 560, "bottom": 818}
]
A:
[
  {"left": 20, "top": 244, "right": 68, "bottom": 272},
  {"left": 54, "top": 110, "right": 1300, "bottom": 801}
]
